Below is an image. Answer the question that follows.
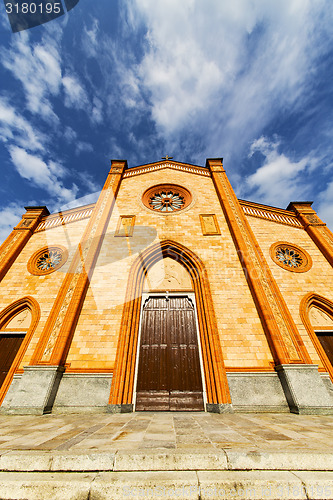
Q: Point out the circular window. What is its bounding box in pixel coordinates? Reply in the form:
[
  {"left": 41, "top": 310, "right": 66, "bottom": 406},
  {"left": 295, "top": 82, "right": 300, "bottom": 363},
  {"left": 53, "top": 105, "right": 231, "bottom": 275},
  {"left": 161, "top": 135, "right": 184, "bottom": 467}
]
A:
[
  {"left": 28, "top": 245, "right": 68, "bottom": 276},
  {"left": 142, "top": 184, "right": 192, "bottom": 214},
  {"left": 270, "top": 242, "right": 312, "bottom": 273}
]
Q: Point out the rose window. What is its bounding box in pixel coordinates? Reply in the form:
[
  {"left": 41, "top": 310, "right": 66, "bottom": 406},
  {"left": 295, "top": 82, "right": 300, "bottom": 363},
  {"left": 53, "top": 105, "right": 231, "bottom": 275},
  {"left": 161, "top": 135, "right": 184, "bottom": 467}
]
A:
[
  {"left": 143, "top": 185, "right": 192, "bottom": 214},
  {"left": 36, "top": 249, "right": 63, "bottom": 271},
  {"left": 270, "top": 242, "right": 312, "bottom": 273},
  {"left": 149, "top": 191, "right": 185, "bottom": 212},
  {"left": 28, "top": 245, "right": 68, "bottom": 276},
  {"left": 276, "top": 247, "right": 303, "bottom": 268}
]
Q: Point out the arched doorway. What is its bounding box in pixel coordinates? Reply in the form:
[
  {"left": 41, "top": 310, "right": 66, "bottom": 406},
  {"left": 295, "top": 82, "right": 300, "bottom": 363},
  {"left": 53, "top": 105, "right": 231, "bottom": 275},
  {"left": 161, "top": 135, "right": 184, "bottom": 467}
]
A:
[
  {"left": 300, "top": 293, "right": 333, "bottom": 381},
  {"left": 109, "top": 240, "right": 232, "bottom": 412},
  {"left": 0, "top": 297, "right": 40, "bottom": 405},
  {"left": 134, "top": 258, "right": 205, "bottom": 410}
]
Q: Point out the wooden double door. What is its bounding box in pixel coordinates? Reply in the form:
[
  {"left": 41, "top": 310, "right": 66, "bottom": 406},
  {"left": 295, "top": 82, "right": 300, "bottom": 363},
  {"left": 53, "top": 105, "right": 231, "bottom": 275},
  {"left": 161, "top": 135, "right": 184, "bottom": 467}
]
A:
[{"left": 135, "top": 295, "right": 204, "bottom": 411}]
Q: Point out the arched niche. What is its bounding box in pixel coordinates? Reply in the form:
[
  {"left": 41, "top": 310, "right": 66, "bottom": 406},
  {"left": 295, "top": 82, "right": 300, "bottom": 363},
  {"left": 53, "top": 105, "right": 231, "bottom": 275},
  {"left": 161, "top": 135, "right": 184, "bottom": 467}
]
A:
[
  {"left": 0, "top": 297, "right": 40, "bottom": 405},
  {"left": 143, "top": 257, "right": 193, "bottom": 291},
  {"left": 300, "top": 293, "right": 333, "bottom": 381}
]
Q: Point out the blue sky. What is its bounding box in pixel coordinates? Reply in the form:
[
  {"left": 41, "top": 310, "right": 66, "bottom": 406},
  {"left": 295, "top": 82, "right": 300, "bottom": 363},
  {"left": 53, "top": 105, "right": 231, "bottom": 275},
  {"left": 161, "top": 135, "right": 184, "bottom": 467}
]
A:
[{"left": 0, "top": 0, "right": 333, "bottom": 242}]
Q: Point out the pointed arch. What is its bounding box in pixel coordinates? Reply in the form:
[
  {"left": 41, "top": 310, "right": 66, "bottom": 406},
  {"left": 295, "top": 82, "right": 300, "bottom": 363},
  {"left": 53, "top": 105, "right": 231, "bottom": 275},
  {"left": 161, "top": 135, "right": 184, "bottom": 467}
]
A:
[
  {"left": 0, "top": 296, "right": 40, "bottom": 405},
  {"left": 300, "top": 293, "right": 333, "bottom": 382},
  {"left": 109, "top": 240, "right": 231, "bottom": 409}
]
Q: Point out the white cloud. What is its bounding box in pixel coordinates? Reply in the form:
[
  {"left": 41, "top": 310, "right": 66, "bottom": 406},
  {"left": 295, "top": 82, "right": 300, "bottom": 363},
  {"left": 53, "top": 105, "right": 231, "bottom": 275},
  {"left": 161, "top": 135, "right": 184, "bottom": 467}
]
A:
[
  {"left": 9, "top": 146, "right": 78, "bottom": 204},
  {"left": 63, "top": 126, "right": 77, "bottom": 142},
  {"left": 91, "top": 97, "right": 103, "bottom": 124},
  {"left": 62, "top": 75, "right": 89, "bottom": 110},
  {"left": 246, "top": 136, "right": 314, "bottom": 206},
  {"left": 0, "top": 98, "right": 45, "bottom": 152},
  {"left": 1, "top": 31, "right": 62, "bottom": 122},
  {"left": 60, "top": 191, "right": 100, "bottom": 211},
  {"left": 121, "top": 0, "right": 333, "bottom": 160},
  {"left": 82, "top": 18, "right": 100, "bottom": 57},
  {"left": 75, "top": 141, "right": 94, "bottom": 155}
]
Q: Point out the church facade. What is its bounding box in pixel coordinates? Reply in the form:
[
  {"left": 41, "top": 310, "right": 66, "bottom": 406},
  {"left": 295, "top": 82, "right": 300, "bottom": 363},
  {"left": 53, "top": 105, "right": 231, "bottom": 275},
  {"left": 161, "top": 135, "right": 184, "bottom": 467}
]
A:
[{"left": 0, "top": 158, "right": 333, "bottom": 415}]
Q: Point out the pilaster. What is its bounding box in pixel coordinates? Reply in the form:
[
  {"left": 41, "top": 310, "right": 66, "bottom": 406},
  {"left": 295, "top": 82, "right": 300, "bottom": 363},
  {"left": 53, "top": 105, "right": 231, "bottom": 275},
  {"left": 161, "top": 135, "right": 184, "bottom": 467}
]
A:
[
  {"left": 287, "top": 202, "right": 333, "bottom": 268},
  {"left": 0, "top": 206, "right": 49, "bottom": 282},
  {"left": 34, "top": 160, "right": 126, "bottom": 367},
  {"left": 207, "top": 158, "right": 310, "bottom": 366},
  {"left": 5, "top": 161, "right": 126, "bottom": 415}
]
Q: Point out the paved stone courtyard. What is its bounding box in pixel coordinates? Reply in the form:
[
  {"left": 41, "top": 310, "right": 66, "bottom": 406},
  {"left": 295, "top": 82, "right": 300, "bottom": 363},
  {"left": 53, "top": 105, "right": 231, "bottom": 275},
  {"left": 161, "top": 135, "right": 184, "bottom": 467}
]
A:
[{"left": 0, "top": 411, "right": 332, "bottom": 452}]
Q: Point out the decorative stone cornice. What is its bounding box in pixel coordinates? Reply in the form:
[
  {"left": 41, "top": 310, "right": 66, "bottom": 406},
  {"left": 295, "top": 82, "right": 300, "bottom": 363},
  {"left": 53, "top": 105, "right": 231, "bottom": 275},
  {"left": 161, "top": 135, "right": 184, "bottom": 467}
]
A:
[
  {"left": 240, "top": 201, "right": 303, "bottom": 228},
  {"left": 123, "top": 161, "right": 210, "bottom": 179},
  {"left": 35, "top": 205, "right": 95, "bottom": 233}
]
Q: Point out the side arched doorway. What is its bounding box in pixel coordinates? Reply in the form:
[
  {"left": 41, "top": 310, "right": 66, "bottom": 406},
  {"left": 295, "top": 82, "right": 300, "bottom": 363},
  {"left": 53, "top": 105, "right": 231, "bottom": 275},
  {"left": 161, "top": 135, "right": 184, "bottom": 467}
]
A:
[
  {"left": 109, "top": 240, "right": 232, "bottom": 413},
  {"left": 300, "top": 293, "right": 333, "bottom": 382},
  {"left": 0, "top": 297, "right": 40, "bottom": 405}
]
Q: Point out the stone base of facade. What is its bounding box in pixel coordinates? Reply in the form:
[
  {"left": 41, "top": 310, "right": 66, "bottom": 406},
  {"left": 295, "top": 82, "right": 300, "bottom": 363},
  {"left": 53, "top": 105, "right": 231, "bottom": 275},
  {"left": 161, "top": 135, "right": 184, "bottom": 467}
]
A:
[
  {"left": 52, "top": 373, "right": 113, "bottom": 414},
  {"left": 226, "top": 372, "right": 290, "bottom": 413},
  {"left": 205, "top": 403, "right": 233, "bottom": 413},
  {"left": 276, "top": 364, "right": 333, "bottom": 415},
  {"left": 2, "top": 367, "right": 333, "bottom": 415},
  {"left": 107, "top": 404, "right": 134, "bottom": 413},
  {"left": 0, "top": 366, "right": 64, "bottom": 415}
]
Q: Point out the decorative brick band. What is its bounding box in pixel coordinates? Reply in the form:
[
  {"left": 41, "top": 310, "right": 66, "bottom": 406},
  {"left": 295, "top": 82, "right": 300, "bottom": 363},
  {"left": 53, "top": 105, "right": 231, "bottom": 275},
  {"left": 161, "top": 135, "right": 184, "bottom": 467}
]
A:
[
  {"left": 241, "top": 205, "right": 303, "bottom": 228},
  {"left": 123, "top": 162, "right": 210, "bottom": 178},
  {"left": 35, "top": 206, "right": 94, "bottom": 232}
]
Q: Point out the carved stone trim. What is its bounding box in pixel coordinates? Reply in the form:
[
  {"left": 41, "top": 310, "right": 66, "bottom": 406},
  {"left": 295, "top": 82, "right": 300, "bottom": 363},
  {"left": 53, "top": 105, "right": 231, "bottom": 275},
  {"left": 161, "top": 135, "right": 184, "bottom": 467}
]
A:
[{"left": 305, "top": 214, "right": 322, "bottom": 225}]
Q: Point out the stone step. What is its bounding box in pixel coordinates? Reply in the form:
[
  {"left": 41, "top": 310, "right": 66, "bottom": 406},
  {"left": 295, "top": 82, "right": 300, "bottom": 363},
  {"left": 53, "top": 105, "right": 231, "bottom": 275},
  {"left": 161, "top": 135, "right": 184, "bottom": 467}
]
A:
[
  {"left": 0, "top": 449, "right": 332, "bottom": 472},
  {"left": 0, "top": 470, "right": 333, "bottom": 499}
]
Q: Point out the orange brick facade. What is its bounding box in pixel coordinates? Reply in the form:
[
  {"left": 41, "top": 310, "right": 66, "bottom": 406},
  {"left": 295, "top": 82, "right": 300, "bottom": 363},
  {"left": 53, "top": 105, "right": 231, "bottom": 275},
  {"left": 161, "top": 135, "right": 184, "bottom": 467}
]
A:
[{"left": 0, "top": 158, "right": 333, "bottom": 414}]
